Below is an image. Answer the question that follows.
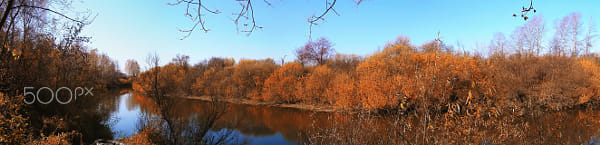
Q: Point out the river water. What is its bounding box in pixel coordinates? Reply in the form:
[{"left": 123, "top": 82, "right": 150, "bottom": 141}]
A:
[{"left": 31, "top": 89, "right": 600, "bottom": 144}]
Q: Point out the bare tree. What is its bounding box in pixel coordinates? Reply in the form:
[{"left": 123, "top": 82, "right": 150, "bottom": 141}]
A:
[
  {"left": 568, "top": 13, "right": 583, "bottom": 56},
  {"left": 0, "top": 0, "right": 91, "bottom": 47},
  {"left": 296, "top": 37, "right": 335, "bottom": 66},
  {"left": 584, "top": 16, "right": 597, "bottom": 56},
  {"left": 172, "top": 54, "right": 190, "bottom": 70},
  {"left": 551, "top": 15, "right": 570, "bottom": 56},
  {"left": 296, "top": 43, "right": 315, "bottom": 66},
  {"left": 520, "top": 15, "right": 545, "bottom": 56},
  {"left": 145, "top": 52, "right": 164, "bottom": 109},
  {"left": 125, "top": 59, "right": 140, "bottom": 77},
  {"left": 509, "top": 15, "right": 545, "bottom": 57},
  {"left": 550, "top": 13, "right": 583, "bottom": 57},
  {"left": 489, "top": 32, "right": 507, "bottom": 56},
  {"left": 510, "top": 27, "right": 526, "bottom": 56}
]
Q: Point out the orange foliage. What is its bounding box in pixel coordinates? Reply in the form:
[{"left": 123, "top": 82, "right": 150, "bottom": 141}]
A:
[
  {"left": 191, "top": 58, "right": 236, "bottom": 98},
  {"left": 134, "top": 63, "right": 187, "bottom": 96},
  {"left": 299, "top": 65, "right": 335, "bottom": 104},
  {"left": 0, "top": 93, "right": 28, "bottom": 144},
  {"left": 119, "top": 128, "right": 156, "bottom": 145},
  {"left": 326, "top": 73, "right": 359, "bottom": 110},
  {"left": 262, "top": 62, "right": 305, "bottom": 103},
  {"left": 354, "top": 38, "right": 487, "bottom": 111},
  {"left": 132, "top": 34, "right": 600, "bottom": 113},
  {"left": 233, "top": 59, "right": 277, "bottom": 99},
  {"left": 577, "top": 59, "right": 600, "bottom": 104}
]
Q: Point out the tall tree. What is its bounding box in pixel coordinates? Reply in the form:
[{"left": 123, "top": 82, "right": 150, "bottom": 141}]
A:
[
  {"left": 568, "top": 13, "right": 583, "bottom": 56},
  {"left": 511, "top": 15, "right": 545, "bottom": 56},
  {"left": 295, "top": 37, "right": 335, "bottom": 66},
  {"left": 551, "top": 13, "right": 583, "bottom": 56},
  {"left": 172, "top": 54, "right": 190, "bottom": 70},
  {"left": 525, "top": 15, "right": 545, "bottom": 55},
  {"left": 584, "top": 16, "right": 597, "bottom": 56},
  {"left": 125, "top": 59, "right": 141, "bottom": 77},
  {"left": 489, "top": 32, "right": 507, "bottom": 56}
]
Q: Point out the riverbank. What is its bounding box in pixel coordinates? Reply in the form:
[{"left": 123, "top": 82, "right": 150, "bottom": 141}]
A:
[{"left": 183, "top": 96, "right": 338, "bottom": 113}]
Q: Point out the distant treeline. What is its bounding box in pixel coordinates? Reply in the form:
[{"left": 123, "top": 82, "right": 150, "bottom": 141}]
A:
[
  {"left": 133, "top": 13, "right": 600, "bottom": 114},
  {"left": 0, "top": 35, "right": 125, "bottom": 95}
]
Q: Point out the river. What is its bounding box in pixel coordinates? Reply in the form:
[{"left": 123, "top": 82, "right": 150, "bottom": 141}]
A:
[{"left": 30, "top": 89, "right": 600, "bottom": 144}]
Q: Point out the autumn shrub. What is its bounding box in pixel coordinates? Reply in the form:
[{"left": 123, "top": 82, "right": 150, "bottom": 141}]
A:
[
  {"left": 191, "top": 58, "right": 236, "bottom": 98},
  {"left": 0, "top": 93, "right": 29, "bottom": 144},
  {"left": 27, "top": 131, "right": 80, "bottom": 145},
  {"left": 136, "top": 63, "right": 206, "bottom": 97},
  {"left": 326, "top": 53, "right": 362, "bottom": 72},
  {"left": 131, "top": 34, "right": 600, "bottom": 114},
  {"left": 299, "top": 65, "right": 335, "bottom": 104},
  {"left": 119, "top": 128, "right": 156, "bottom": 145},
  {"left": 354, "top": 37, "right": 488, "bottom": 113},
  {"left": 578, "top": 58, "right": 600, "bottom": 104},
  {"left": 263, "top": 62, "right": 305, "bottom": 103},
  {"left": 134, "top": 67, "right": 161, "bottom": 96},
  {"left": 352, "top": 36, "right": 411, "bottom": 111},
  {"left": 0, "top": 93, "right": 82, "bottom": 144},
  {"left": 159, "top": 64, "right": 186, "bottom": 95},
  {"left": 326, "top": 73, "right": 359, "bottom": 110},
  {"left": 490, "top": 55, "right": 595, "bottom": 110},
  {"left": 132, "top": 80, "right": 146, "bottom": 93},
  {"left": 232, "top": 59, "right": 278, "bottom": 99}
]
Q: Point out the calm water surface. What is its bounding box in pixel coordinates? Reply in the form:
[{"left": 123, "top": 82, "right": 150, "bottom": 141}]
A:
[
  {"left": 32, "top": 89, "right": 600, "bottom": 144},
  {"left": 111, "top": 92, "right": 314, "bottom": 145}
]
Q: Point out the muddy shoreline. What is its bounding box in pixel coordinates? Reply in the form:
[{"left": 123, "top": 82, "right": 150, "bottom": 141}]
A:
[{"left": 183, "top": 96, "right": 338, "bottom": 113}]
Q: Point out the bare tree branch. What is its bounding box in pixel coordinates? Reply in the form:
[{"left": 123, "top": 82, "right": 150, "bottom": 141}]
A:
[
  {"left": 0, "top": 0, "right": 15, "bottom": 31},
  {"left": 234, "top": 0, "right": 262, "bottom": 36},
  {"left": 171, "top": 0, "right": 360, "bottom": 39},
  {"left": 308, "top": 0, "right": 338, "bottom": 40},
  {"left": 12, "top": 4, "right": 86, "bottom": 24},
  {"left": 170, "top": 0, "right": 221, "bottom": 40},
  {"left": 513, "top": 0, "right": 536, "bottom": 21}
]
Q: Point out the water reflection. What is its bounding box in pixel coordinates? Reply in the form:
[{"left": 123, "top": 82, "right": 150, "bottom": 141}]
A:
[
  {"left": 111, "top": 93, "right": 140, "bottom": 138},
  {"left": 31, "top": 89, "right": 600, "bottom": 144},
  {"left": 28, "top": 89, "right": 124, "bottom": 143},
  {"left": 125, "top": 92, "right": 600, "bottom": 144},
  {"left": 126, "top": 92, "right": 336, "bottom": 144},
  {"left": 305, "top": 109, "right": 600, "bottom": 144}
]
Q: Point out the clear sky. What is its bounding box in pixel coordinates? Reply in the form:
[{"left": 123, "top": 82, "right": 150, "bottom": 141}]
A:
[{"left": 74, "top": 0, "right": 600, "bottom": 70}]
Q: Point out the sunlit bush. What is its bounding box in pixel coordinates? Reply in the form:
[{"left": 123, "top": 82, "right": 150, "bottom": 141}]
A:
[
  {"left": 0, "top": 93, "right": 29, "bottom": 144},
  {"left": 263, "top": 62, "right": 305, "bottom": 103}
]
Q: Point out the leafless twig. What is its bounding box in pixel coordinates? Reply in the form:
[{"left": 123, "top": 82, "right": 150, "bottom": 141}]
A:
[
  {"left": 170, "top": 0, "right": 221, "bottom": 40},
  {"left": 513, "top": 0, "right": 536, "bottom": 21},
  {"left": 233, "top": 0, "right": 263, "bottom": 36},
  {"left": 308, "top": 0, "right": 339, "bottom": 40},
  {"left": 12, "top": 4, "right": 86, "bottom": 24}
]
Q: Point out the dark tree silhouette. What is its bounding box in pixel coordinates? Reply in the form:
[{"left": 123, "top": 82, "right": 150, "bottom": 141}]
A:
[{"left": 513, "top": 0, "right": 537, "bottom": 21}]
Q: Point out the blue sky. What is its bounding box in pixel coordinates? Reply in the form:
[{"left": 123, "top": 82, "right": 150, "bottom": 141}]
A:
[{"left": 74, "top": 0, "right": 600, "bottom": 70}]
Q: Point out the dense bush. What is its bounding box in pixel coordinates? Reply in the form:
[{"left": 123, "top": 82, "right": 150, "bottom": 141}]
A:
[
  {"left": 262, "top": 62, "right": 305, "bottom": 103},
  {"left": 134, "top": 35, "right": 600, "bottom": 113}
]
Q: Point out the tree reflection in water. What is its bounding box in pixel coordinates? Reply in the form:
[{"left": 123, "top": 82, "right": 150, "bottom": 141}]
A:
[
  {"left": 134, "top": 94, "right": 246, "bottom": 145},
  {"left": 127, "top": 92, "right": 600, "bottom": 144},
  {"left": 303, "top": 108, "right": 600, "bottom": 144},
  {"left": 27, "top": 89, "right": 124, "bottom": 143}
]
